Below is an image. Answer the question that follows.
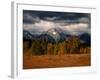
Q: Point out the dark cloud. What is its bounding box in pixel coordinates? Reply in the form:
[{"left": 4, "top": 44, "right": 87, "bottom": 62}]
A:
[
  {"left": 23, "top": 10, "right": 91, "bottom": 35},
  {"left": 23, "top": 10, "right": 90, "bottom": 23}
]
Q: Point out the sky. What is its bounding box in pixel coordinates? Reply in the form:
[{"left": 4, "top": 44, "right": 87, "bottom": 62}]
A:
[{"left": 23, "top": 10, "right": 91, "bottom": 35}]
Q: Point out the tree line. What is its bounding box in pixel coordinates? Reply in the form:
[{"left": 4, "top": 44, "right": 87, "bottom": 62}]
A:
[{"left": 23, "top": 36, "right": 90, "bottom": 56}]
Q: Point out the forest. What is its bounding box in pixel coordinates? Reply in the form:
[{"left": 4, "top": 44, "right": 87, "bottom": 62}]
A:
[{"left": 23, "top": 36, "right": 90, "bottom": 56}]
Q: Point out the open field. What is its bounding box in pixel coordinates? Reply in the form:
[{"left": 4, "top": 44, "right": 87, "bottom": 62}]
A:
[{"left": 23, "top": 54, "right": 90, "bottom": 69}]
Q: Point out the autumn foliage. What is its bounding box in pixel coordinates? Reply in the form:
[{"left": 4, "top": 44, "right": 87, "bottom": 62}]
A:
[{"left": 23, "top": 36, "right": 90, "bottom": 55}]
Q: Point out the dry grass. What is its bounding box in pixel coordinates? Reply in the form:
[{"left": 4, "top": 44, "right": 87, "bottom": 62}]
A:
[{"left": 23, "top": 54, "right": 90, "bottom": 69}]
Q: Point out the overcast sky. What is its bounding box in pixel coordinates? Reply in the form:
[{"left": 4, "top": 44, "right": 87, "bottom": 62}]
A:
[{"left": 23, "top": 10, "right": 91, "bottom": 35}]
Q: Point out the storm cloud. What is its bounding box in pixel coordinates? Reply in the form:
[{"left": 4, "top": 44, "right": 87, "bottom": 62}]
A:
[{"left": 23, "top": 10, "right": 91, "bottom": 35}]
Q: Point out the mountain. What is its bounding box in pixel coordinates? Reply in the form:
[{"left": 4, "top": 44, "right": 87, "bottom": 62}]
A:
[
  {"left": 23, "top": 30, "right": 91, "bottom": 44},
  {"left": 23, "top": 30, "right": 33, "bottom": 40},
  {"left": 23, "top": 30, "right": 55, "bottom": 42},
  {"left": 38, "top": 34, "right": 55, "bottom": 43},
  {"left": 59, "top": 32, "right": 71, "bottom": 42},
  {"left": 79, "top": 33, "right": 90, "bottom": 44}
]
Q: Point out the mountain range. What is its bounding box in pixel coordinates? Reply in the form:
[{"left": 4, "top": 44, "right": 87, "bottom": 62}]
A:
[{"left": 23, "top": 30, "right": 90, "bottom": 44}]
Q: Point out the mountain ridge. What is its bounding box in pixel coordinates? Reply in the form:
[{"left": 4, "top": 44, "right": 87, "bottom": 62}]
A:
[{"left": 23, "top": 30, "right": 90, "bottom": 44}]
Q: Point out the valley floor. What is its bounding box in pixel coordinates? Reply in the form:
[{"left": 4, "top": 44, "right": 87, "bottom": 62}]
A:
[{"left": 23, "top": 54, "right": 90, "bottom": 69}]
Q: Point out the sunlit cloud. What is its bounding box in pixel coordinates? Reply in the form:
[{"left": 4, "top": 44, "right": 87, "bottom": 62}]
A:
[{"left": 24, "top": 20, "right": 90, "bottom": 35}]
